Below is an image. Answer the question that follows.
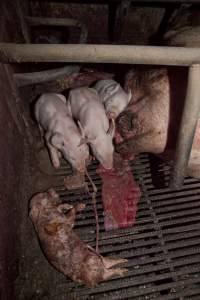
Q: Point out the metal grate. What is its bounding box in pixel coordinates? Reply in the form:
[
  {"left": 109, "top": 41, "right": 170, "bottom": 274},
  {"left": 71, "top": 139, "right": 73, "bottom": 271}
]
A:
[{"left": 52, "top": 153, "right": 200, "bottom": 300}]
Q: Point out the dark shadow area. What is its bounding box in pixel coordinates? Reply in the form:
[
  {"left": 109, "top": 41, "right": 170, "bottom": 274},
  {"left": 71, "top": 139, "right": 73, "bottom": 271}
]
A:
[{"left": 149, "top": 154, "right": 166, "bottom": 189}]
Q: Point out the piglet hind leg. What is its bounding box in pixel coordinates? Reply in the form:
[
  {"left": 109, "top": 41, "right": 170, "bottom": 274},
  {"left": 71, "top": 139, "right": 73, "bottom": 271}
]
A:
[
  {"left": 38, "top": 124, "right": 44, "bottom": 143},
  {"left": 102, "top": 267, "right": 128, "bottom": 280},
  {"left": 102, "top": 257, "right": 128, "bottom": 269}
]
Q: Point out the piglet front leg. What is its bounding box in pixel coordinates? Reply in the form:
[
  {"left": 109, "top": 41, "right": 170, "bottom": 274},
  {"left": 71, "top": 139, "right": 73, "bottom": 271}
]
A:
[
  {"left": 45, "top": 132, "right": 60, "bottom": 168},
  {"left": 38, "top": 124, "right": 44, "bottom": 143},
  {"left": 47, "top": 142, "right": 61, "bottom": 169},
  {"left": 62, "top": 203, "right": 86, "bottom": 229}
]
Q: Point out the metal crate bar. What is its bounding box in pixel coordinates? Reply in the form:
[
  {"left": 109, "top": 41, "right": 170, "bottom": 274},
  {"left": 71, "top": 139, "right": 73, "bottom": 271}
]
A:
[
  {"left": 0, "top": 43, "right": 200, "bottom": 66},
  {"left": 1, "top": 43, "right": 200, "bottom": 187},
  {"left": 170, "top": 64, "right": 200, "bottom": 189}
]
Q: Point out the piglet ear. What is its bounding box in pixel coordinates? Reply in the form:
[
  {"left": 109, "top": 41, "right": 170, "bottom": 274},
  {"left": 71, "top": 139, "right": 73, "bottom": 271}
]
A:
[
  {"left": 78, "top": 137, "right": 95, "bottom": 146},
  {"left": 51, "top": 133, "right": 63, "bottom": 148},
  {"left": 78, "top": 138, "right": 89, "bottom": 146},
  {"left": 78, "top": 135, "right": 96, "bottom": 147},
  {"left": 107, "top": 118, "right": 115, "bottom": 138},
  {"left": 127, "top": 89, "right": 132, "bottom": 103},
  {"left": 47, "top": 188, "right": 58, "bottom": 199},
  {"left": 57, "top": 203, "right": 73, "bottom": 214},
  {"left": 77, "top": 121, "right": 85, "bottom": 138}
]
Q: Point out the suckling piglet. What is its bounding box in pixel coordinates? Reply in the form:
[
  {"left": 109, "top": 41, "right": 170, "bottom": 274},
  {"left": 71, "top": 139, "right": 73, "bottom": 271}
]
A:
[
  {"left": 67, "top": 87, "right": 115, "bottom": 169},
  {"left": 35, "top": 93, "right": 89, "bottom": 172},
  {"left": 29, "top": 189, "right": 128, "bottom": 287},
  {"left": 94, "top": 79, "right": 132, "bottom": 119}
]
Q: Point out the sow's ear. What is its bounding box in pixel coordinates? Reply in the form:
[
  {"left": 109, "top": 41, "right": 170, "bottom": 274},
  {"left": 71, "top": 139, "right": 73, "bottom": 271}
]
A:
[
  {"left": 77, "top": 121, "right": 96, "bottom": 146},
  {"left": 51, "top": 133, "right": 63, "bottom": 149},
  {"left": 107, "top": 118, "right": 115, "bottom": 138}
]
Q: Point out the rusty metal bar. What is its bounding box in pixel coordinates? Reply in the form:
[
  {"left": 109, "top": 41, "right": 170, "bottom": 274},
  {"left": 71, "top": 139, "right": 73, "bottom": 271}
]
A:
[
  {"left": 1, "top": 44, "right": 200, "bottom": 65},
  {"left": 26, "top": 16, "right": 88, "bottom": 43},
  {"left": 14, "top": 65, "right": 80, "bottom": 87},
  {"left": 170, "top": 64, "right": 200, "bottom": 189}
]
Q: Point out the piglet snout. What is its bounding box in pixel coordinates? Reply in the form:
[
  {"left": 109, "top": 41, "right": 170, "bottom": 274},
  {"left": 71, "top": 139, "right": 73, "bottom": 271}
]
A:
[
  {"left": 102, "top": 157, "right": 113, "bottom": 170},
  {"left": 76, "top": 163, "right": 86, "bottom": 173}
]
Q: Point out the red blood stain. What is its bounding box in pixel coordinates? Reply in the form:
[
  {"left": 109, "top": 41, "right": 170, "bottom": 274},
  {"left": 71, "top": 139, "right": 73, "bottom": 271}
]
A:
[{"left": 97, "top": 152, "right": 141, "bottom": 231}]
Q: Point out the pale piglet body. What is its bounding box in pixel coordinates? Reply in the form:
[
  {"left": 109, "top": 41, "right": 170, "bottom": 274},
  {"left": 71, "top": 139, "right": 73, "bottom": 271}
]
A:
[
  {"left": 68, "top": 87, "right": 115, "bottom": 169},
  {"left": 94, "top": 79, "right": 132, "bottom": 119},
  {"left": 29, "top": 189, "right": 128, "bottom": 287},
  {"left": 35, "top": 93, "right": 89, "bottom": 172}
]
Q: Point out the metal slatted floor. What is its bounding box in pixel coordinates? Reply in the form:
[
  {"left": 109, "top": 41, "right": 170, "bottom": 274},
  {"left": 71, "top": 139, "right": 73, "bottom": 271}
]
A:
[{"left": 52, "top": 153, "right": 200, "bottom": 300}]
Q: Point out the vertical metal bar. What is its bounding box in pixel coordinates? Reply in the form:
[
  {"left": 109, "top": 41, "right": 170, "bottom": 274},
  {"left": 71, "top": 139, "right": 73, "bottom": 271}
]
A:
[
  {"left": 108, "top": 2, "right": 118, "bottom": 42},
  {"left": 16, "top": 0, "right": 31, "bottom": 43},
  {"left": 114, "top": 0, "right": 131, "bottom": 42},
  {"left": 170, "top": 64, "right": 200, "bottom": 189},
  {"left": 150, "top": 6, "right": 176, "bottom": 45}
]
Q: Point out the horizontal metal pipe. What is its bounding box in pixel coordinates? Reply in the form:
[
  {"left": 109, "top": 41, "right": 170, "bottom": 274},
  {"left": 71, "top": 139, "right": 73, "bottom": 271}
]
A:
[
  {"left": 14, "top": 65, "right": 80, "bottom": 87},
  {"left": 170, "top": 64, "right": 200, "bottom": 189},
  {"left": 1, "top": 43, "right": 200, "bottom": 65}
]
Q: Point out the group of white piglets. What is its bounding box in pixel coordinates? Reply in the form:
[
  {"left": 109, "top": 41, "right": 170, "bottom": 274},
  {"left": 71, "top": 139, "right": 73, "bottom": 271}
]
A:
[{"left": 35, "top": 79, "right": 132, "bottom": 171}]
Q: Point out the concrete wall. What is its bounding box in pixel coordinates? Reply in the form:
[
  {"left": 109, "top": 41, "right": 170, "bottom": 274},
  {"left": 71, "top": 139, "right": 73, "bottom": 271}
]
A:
[
  {"left": 0, "top": 64, "right": 26, "bottom": 300},
  {"left": 0, "top": 1, "right": 32, "bottom": 299}
]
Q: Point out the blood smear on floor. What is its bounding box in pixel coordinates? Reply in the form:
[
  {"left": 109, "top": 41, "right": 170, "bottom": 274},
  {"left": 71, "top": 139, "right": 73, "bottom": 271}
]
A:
[{"left": 97, "top": 153, "right": 141, "bottom": 231}]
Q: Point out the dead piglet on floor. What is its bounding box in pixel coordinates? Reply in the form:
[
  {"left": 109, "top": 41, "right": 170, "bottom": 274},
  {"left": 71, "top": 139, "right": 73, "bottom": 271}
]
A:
[
  {"left": 94, "top": 79, "right": 132, "bottom": 119},
  {"left": 29, "top": 189, "right": 128, "bottom": 287},
  {"left": 35, "top": 93, "right": 89, "bottom": 172},
  {"left": 67, "top": 87, "right": 115, "bottom": 169}
]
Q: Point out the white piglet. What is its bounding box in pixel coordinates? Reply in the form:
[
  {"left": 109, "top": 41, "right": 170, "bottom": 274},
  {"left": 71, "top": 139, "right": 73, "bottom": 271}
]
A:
[
  {"left": 94, "top": 79, "right": 132, "bottom": 119},
  {"left": 67, "top": 87, "right": 115, "bottom": 169},
  {"left": 35, "top": 93, "right": 89, "bottom": 172}
]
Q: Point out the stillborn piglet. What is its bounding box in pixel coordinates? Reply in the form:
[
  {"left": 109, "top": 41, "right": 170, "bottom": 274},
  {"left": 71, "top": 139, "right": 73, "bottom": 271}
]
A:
[
  {"left": 35, "top": 93, "right": 89, "bottom": 172},
  {"left": 29, "top": 189, "right": 128, "bottom": 287}
]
